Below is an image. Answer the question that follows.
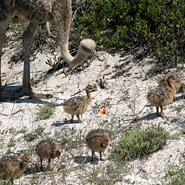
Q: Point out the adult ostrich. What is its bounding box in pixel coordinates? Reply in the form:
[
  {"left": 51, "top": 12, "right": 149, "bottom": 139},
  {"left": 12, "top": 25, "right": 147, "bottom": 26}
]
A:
[{"left": 0, "top": 0, "right": 96, "bottom": 99}]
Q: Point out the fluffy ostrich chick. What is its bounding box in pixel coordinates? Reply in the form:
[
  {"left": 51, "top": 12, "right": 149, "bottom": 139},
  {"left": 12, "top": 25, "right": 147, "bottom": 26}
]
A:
[
  {"left": 35, "top": 139, "right": 61, "bottom": 170},
  {"left": 147, "top": 75, "right": 181, "bottom": 117},
  {"left": 86, "top": 129, "right": 110, "bottom": 162},
  {"left": 0, "top": 155, "right": 29, "bottom": 184},
  {"left": 63, "top": 84, "right": 96, "bottom": 123}
]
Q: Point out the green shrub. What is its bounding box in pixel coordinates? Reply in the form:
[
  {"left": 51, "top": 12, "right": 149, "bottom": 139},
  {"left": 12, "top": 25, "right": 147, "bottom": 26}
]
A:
[
  {"left": 114, "top": 125, "right": 169, "bottom": 161},
  {"left": 73, "top": 0, "right": 185, "bottom": 66},
  {"left": 166, "top": 165, "right": 185, "bottom": 185},
  {"left": 24, "top": 133, "right": 38, "bottom": 142},
  {"left": 24, "top": 127, "right": 44, "bottom": 142},
  {"left": 37, "top": 102, "right": 55, "bottom": 120}
]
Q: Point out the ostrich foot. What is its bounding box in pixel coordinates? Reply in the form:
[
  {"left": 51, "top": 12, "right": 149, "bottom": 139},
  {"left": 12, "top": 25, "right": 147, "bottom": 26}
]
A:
[
  {"left": 29, "top": 92, "right": 53, "bottom": 99},
  {"left": 23, "top": 89, "right": 53, "bottom": 99},
  {"left": 160, "top": 112, "right": 166, "bottom": 118}
]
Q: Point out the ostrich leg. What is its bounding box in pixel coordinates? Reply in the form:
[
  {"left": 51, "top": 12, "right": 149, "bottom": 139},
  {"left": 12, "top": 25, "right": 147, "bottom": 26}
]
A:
[
  {"left": 23, "top": 22, "right": 52, "bottom": 99},
  {"left": 22, "top": 22, "right": 38, "bottom": 97},
  {"left": 0, "top": 19, "right": 10, "bottom": 99}
]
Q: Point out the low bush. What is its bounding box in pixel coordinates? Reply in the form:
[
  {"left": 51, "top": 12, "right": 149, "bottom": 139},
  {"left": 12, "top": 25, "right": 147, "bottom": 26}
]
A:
[
  {"left": 37, "top": 102, "right": 55, "bottom": 120},
  {"left": 114, "top": 124, "right": 169, "bottom": 161},
  {"left": 167, "top": 164, "right": 185, "bottom": 185},
  {"left": 72, "top": 0, "right": 185, "bottom": 66}
]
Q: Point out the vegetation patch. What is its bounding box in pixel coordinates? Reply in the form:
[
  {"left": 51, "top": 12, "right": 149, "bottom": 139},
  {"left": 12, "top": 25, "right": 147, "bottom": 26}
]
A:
[
  {"left": 114, "top": 125, "right": 169, "bottom": 161},
  {"left": 24, "top": 127, "right": 44, "bottom": 142},
  {"left": 170, "top": 105, "right": 185, "bottom": 113},
  {"left": 17, "top": 128, "right": 27, "bottom": 134},
  {"left": 85, "top": 163, "right": 127, "bottom": 184},
  {"left": 37, "top": 102, "right": 55, "bottom": 120},
  {"left": 73, "top": 0, "right": 185, "bottom": 66},
  {"left": 166, "top": 164, "right": 185, "bottom": 185},
  {"left": 31, "top": 72, "right": 51, "bottom": 87},
  {"left": 7, "top": 143, "right": 16, "bottom": 148}
]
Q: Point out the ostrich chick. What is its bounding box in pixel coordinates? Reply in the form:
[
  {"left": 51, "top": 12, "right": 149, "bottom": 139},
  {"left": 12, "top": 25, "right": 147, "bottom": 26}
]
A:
[
  {"left": 147, "top": 75, "right": 181, "bottom": 117},
  {"left": 86, "top": 129, "right": 110, "bottom": 162},
  {"left": 63, "top": 84, "right": 96, "bottom": 123},
  {"left": 35, "top": 139, "right": 61, "bottom": 170},
  {"left": 0, "top": 155, "right": 29, "bottom": 184}
]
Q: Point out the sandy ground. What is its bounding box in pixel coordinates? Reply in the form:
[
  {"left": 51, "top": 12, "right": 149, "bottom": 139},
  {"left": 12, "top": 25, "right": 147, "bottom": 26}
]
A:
[{"left": 0, "top": 40, "right": 185, "bottom": 185}]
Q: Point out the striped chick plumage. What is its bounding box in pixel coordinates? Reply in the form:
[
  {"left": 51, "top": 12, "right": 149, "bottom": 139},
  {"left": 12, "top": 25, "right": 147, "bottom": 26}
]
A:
[
  {"left": 35, "top": 138, "right": 61, "bottom": 170},
  {"left": 0, "top": 155, "right": 29, "bottom": 184},
  {"left": 147, "top": 75, "right": 181, "bottom": 117},
  {"left": 63, "top": 84, "right": 96, "bottom": 123},
  {"left": 86, "top": 129, "right": 110, "bottom": 162}
]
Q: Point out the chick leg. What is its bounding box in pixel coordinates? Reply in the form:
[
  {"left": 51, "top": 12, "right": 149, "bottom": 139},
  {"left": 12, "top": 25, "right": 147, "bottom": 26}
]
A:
[
  {"left": 47, "top": 159, "right": 51, "bottom": 169},
  {"left": 71, "top": 115, "right": 74, "bottom": 123},
  {"left": 156, "top": 106, "right": 159, "bottom": 116},
  {"left": 40, "top": 158, "right": 44, "bottom": 171},
  {"left": 76, "top": 114, "right": 83, "bottom": 123},
  {"left": 10, "top": 179, "right": 14, "bottom": 184},
  {"left": 100, "top": 151, "right": 104, "bottom": 161},
  {"left": 160, "top": 105, "right": 165, "bottom": 118},
  {"left": 91, "top": 151, "right": 95, "bottom": 162}
]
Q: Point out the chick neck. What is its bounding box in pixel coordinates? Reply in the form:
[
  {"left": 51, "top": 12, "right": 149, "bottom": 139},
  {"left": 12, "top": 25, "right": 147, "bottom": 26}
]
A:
[{"left": 86, "top": 89, "right": 93, "bottom": 104}]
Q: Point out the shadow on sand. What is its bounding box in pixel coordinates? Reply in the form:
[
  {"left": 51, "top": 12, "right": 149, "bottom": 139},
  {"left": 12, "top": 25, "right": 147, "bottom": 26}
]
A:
[
  {"left": 51, "top": 120, "right": 80, "bottom": 127},
  {"left": 74, "top": 156, "right": 99, "bottom": 165},
  {"left": 140, "top": 112, "right": 158, "bottom": 121},
  {"left": 25, "top": 164, "right": 53, "bottom": 175},
  {"left": 1, "top": 84, "right": 52, "bottom": 104}
]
